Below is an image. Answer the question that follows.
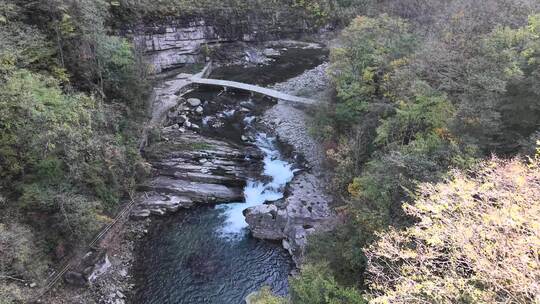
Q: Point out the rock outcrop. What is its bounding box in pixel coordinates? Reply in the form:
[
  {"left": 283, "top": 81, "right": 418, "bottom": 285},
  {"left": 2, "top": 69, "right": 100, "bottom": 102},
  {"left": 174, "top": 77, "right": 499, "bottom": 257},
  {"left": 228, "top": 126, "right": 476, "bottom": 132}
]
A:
[
  {"left": 244, "top": 63, "right": 335, "bottom": 265},
  {"left": 132, "top": 14, "right": 318, "bottom": 73},
  {"left": 245, "top": 172, "right": 333, "bottom": 265},
  {"left": 132, "top": 128, "right": 262, "bottom": 218}
]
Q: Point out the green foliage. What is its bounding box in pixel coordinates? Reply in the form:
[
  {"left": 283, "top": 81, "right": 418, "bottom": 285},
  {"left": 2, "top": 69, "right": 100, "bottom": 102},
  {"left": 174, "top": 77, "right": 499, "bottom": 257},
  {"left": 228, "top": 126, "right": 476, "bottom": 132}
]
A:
[
  {"left": 290, "top": 264, "right": 366, "bottom": 304},
  {"left": 0, "top": 2, "right": 148, "bottom": 299},
  {"left": 0, "top": 223, "right": 48, "bottom": 280},
  {"left": 0, "top": 69, "right": 94, "bottom": 183},
  {"left": 306, "top": 223, "right": 370, "bottom": 287},
  {"left": 328, "top": 15, "right": 416, "bottom": 127},
  {"left": 109, "top": 0, "right": 372, "bottom": 28},
  {"left": 307, "top": 3, "right": 540, "bottom": 300},
  {"left": 0, "top": 24, "right": 56, "bottom": 73},
  {"left": 374, "top": 87, "right": 454, "bottom": 147},
  {"left": 246, "top": 287, "right": 287, "bottom": 304},
  {"left": 291, "top": 0, "right": 330, "bottom": 25},
  {"left": 96, "top": 35, "right": 149, "bottom": 107}
]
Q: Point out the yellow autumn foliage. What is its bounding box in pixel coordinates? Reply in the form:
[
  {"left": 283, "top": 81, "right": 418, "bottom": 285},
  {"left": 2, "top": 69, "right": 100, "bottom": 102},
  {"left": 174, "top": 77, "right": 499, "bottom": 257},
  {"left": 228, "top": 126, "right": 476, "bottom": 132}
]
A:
[{"left": 365, "top": 157, "right": 540, "bottom": 304}]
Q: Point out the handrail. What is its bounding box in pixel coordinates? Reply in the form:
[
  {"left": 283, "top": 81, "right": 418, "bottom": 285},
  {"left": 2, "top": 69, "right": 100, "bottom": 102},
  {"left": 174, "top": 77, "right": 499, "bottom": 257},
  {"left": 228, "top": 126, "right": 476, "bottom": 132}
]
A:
[{"left": 31, "top": 197, "right": 137, "bottom": 302}]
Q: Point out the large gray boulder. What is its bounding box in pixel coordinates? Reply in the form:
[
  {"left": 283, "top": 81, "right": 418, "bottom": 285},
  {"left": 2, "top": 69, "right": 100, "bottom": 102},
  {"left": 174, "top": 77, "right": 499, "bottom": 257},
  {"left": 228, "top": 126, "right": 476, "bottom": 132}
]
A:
[
  {"left": 244, "top": 204, "right": 285, "bottom": 240},
  {"left": 64, "top": 271, "right": 87, "bottom": 286},
  {"left": 245, "top": 172, "right": 334, "bottom": 265},
  {"left": 187, "top": 98, "right": 201, "bottom": 107}
]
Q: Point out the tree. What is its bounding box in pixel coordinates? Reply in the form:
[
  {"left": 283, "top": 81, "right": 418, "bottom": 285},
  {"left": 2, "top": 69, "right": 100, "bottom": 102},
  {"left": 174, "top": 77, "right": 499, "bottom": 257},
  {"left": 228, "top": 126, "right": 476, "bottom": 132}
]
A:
[
  {"left": 0, "top": 69, "right": 94, "bottom": 184},
  {"left": 365, "top": 156, "right": 540, "bottom": 303},
  {"left": 328, "top": 15, "right": 416, "bottom": 127},
  {"left": 290, "top": 264, "right": 366, "bottom": 304}
]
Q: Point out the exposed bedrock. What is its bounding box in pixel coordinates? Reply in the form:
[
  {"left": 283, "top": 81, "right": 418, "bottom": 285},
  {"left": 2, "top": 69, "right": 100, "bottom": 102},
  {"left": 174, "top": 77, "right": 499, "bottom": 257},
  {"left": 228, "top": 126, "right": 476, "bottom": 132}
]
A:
[
  {"left": 244, "top": 63, "right": 335, "bottom": 265},
  {"left": 244, "top": 172, "right": 334, "bottom": 265},
  {"left": 132, "top": 128, "right": 263, "bottom": 219},
  {"left": 131, "top": 14, "right": 326, "bottom": 72}
]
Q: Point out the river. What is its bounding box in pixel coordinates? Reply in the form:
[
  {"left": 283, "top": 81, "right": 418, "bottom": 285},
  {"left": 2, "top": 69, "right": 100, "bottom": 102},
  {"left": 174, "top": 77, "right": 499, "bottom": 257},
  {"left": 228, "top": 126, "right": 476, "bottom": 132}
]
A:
[{"left": 133, "top": 44, "right": 327, "bottom": 304}]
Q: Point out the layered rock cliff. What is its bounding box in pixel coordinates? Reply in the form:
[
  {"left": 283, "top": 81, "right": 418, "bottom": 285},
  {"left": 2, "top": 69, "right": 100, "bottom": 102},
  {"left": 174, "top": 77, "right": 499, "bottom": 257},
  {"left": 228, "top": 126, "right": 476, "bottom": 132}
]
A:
[
  {"left": 131, "top": 12, "right": 320, "bottom": 73},
  {"left": 244, "top": 63, "right": 336, "bottom": 265}
]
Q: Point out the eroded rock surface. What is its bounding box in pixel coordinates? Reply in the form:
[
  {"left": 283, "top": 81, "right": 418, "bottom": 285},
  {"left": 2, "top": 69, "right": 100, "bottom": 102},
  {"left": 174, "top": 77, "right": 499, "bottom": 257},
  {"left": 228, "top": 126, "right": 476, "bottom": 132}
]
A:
[
  {"left": 245, "top": 63, "right": 335, "bottom": 265},
  {"left": 245, "top": 172, "right": 333, "bottom": 265},
  {"left": 133, "top": 16, "right": 315, "bottom": 72},
  {"left": 133, "top": 128, "right": 262, "bottom": 218}
]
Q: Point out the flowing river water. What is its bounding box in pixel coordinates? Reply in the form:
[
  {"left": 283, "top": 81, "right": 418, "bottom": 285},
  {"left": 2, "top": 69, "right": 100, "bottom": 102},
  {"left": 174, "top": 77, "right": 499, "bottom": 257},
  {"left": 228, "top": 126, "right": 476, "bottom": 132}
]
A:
[{"left": 133, "top": 45, "right": 327, "bottom": 304}]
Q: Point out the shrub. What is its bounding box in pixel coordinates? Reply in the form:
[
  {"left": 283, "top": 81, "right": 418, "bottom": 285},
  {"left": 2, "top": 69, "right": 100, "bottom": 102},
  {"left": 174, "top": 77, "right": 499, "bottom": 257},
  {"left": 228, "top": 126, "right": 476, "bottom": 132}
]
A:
[
  {"left": 246, "top": 286, "right": 286, "bottom": 304},
  {"left": 290, "top": 264, "right": 367, "bottom": 304},
  {"left": 328, "top": 15, "right": 416, "bottom": 128},
  {"left": 0, "top": 223, "right": 48, "bottom": 280}
]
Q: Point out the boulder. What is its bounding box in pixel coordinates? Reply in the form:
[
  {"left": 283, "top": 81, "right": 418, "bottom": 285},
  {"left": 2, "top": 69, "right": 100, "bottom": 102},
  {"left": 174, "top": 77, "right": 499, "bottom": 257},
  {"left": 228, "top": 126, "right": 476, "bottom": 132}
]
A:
[
  {"left": 187, "top": 98, "right": 201, "bottom": 107},
  {"left": 263, "top": 48, "right": 280, "bottom": 57},
  {"left": 131, "top": 209, "right": 151, "bottom": 219},
  {"left": 246, "top": 172, "right": 335, "bottom": 265},
  {"left": 88, "top": 254, "right": 112, "bottom": 282},
  {"left": 244, "top": 204, "right": 285, "bottom": 240}
]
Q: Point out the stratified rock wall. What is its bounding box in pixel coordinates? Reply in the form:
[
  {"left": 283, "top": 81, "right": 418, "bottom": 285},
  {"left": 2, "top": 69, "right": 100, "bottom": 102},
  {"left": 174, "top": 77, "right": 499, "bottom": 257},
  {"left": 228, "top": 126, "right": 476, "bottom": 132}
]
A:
[{"left": 131, "top": 12, "right": 314, "bottom": 72}]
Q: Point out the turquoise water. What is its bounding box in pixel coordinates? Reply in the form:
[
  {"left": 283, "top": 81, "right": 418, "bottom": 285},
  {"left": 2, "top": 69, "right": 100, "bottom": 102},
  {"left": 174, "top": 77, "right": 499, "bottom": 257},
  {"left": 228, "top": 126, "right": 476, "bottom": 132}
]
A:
[
  {"left": 133, "top": 46, "right": 326, "bottom": 304},
  {"left": 134, "top": 134, "right": 295, "bottom": 304}
]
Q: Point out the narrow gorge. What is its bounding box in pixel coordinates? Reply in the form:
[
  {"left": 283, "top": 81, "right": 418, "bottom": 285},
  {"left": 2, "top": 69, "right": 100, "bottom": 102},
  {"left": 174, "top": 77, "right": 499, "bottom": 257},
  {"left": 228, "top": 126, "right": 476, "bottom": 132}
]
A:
[
  {"left": 44, "top": 20, "right": 335, "bottom": 303},
  {"left": 129, "top": 40, "right": 334, "bottom": 303},
  {"left": 4, "top": 2, "right": 539, "bottom": 304}
]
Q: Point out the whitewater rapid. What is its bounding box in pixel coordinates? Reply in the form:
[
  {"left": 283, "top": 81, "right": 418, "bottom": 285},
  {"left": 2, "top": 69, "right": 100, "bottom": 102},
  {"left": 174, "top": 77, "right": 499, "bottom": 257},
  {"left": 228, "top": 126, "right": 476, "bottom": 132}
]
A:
[{"left": 217, "top": 133, "right": 295, "bottom": 236}]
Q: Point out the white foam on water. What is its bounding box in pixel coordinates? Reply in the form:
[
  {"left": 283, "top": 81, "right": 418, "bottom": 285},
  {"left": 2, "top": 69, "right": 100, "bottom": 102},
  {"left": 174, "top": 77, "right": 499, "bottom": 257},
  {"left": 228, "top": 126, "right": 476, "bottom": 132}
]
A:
[
  {"left": 223, "top": 109, "right": 236, "bottom": 117},
  {"left": 217, "top": 133, "right": 294, "bottom": 237},
  {"left": 243, "top": 116, "right": 256, "bottom": 125},
  {"left": 202, "top": 116, "right": 212, "bottom": 126}
]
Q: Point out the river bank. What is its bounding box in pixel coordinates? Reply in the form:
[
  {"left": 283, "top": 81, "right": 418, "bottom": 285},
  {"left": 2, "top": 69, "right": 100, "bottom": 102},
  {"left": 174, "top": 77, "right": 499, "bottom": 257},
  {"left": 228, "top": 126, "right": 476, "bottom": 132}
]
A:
[{"left": 245, "top": 62, "right": 336, "bottom": 266}]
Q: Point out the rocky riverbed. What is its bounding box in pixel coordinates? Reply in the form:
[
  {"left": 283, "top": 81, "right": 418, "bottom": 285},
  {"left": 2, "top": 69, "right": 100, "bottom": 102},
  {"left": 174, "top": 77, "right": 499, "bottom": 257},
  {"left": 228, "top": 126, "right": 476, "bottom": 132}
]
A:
[
  {"left": 245, "top": 63, "right": 336, "bottom": 265},
  {"left": 43, "top": 42, "right": 332, "bottom": 304}
]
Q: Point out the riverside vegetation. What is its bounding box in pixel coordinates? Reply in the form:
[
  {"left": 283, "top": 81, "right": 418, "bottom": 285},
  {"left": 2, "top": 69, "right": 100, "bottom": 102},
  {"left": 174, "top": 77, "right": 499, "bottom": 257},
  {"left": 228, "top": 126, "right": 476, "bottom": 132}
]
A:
[
  {"left": 254, "top": 0, "right": 540, "bottom": 303},
  {"left": 0, "top": 0, "right": 150, "bottom": 301},
  {"left": 1, "top": 0, "right": 540, "bottom": 304}
]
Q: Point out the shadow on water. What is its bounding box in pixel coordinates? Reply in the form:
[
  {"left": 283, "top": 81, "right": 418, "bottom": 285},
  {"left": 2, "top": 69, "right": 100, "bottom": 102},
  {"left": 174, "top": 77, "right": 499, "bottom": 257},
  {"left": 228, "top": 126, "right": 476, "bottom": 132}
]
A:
[
  {"left": 210, "top": 47, "right": 328, "bottom": 86},
  {"left": 134, "top": 132, "right": 295, "bottom": 304}
]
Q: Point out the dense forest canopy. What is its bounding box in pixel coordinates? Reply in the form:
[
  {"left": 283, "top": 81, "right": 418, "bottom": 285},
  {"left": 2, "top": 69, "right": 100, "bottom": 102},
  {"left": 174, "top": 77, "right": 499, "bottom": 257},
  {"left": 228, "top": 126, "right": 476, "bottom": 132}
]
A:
[
  {"left": 1, "top": 0, "right": 539, "bottom": 303},
  {"left": 0, "top": 0, "right": 150, "bottom": 300},
  {"left": 258, "top": 0, "right": 540, "bottom": 303}
]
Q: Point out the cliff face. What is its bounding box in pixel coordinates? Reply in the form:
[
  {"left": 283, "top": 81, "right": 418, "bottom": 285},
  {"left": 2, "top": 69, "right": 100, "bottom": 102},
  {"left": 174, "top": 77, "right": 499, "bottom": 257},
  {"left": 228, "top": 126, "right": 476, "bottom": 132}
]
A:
[{"left": 132, "top": 12, "right": 317, "bottom": 73}]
